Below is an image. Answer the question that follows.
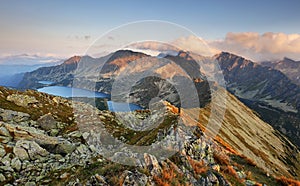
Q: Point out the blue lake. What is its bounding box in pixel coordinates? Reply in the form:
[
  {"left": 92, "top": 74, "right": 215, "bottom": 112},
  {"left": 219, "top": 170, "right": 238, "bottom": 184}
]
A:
[
  {"left": 38, "top": 86, "right": 109, "bottom": 98},
  {"left": 107, "top": 101, "right": 142, "bottom": 112},
  {"left": 37, "top": 86, "right": 142, "bottom": 112}
]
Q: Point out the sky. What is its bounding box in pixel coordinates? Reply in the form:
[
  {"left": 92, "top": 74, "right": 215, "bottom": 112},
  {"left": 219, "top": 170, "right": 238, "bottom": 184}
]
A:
[{"left": 1, "top": 0, "right": 300, "bottom": 61}]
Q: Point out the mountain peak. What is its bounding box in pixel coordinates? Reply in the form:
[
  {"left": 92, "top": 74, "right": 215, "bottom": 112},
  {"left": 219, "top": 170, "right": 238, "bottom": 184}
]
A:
[
  {"left": 108, "top": 50, "right": 148, "bottom": 62},
  {"left": 63, "top": 56, "right": 81, "bottom": 65}
]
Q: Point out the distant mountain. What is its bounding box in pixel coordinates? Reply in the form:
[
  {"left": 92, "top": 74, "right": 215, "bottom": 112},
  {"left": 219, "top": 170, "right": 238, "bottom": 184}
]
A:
[
  {"left": 215, "top": 52, "right": 300, "bottom": 147},
  {"left": 0, "top": 54, "right": 62, "bottom": 87},
  {"left": 261, "top": 57, "right": 300, "bottom": 86}
]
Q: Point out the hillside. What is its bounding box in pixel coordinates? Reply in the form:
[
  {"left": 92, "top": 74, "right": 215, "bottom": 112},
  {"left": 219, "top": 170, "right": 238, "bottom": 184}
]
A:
[{"left": 0, "top": 86, "right": 299, "bottom": 185}]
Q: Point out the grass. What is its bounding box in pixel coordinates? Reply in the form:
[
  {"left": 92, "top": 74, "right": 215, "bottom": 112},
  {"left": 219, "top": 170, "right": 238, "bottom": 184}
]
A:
[{"left": 230, "top": 154, "right": 278, "bottom": 185}]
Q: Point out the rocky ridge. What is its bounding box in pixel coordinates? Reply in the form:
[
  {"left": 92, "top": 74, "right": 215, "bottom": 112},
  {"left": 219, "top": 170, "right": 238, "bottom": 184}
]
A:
[{"left": 0, "top": 86, "right": 299, "bottom": 185}]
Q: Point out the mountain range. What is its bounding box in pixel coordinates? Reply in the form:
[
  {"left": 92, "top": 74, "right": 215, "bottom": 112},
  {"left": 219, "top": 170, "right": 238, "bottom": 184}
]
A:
[{"left": 19, "top": 50, "right": 300, "bottom": 149}]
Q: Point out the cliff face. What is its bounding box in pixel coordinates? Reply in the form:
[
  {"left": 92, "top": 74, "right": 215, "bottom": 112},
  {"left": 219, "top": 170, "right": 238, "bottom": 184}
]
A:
[
  {"left": 0, "top": 86, "right": 299, "bottom": 185},
  {"left": 215, "top": 52, "right": 300, "bottom": 147}
]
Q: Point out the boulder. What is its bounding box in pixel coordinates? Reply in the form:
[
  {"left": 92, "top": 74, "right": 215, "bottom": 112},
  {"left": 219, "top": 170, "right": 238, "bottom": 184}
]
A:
[
  {"left": 0, "top": 126, "right": 10, "bottom": 137},
  {"left": 13, "top": 140, "right": 49, "bottom": 160},
  {"left": 0, "top": 108, "right": 30, "bottom": 123},
  {"left": 144, "top": 153, "right": 161, "bottom": 175},
  {"left": 37, "top": 114, "right": 57, "bottom": 131},
  {"left": 54, "top": 141, "right": 76, "bottom": 155},
  {"left": 11, "top": 157, "right": 22, "bottom": 171}
]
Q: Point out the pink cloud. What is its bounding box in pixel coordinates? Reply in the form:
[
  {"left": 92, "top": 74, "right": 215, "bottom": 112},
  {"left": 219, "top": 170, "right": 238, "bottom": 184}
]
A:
[{"left": 209, "top": 32, "right": 300, "bottom": 61}]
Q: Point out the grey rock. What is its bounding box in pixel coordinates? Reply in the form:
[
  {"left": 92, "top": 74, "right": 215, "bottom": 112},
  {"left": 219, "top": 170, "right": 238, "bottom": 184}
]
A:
[
  {"left": 13, "top": 140, "right": 49, "bottom": 160},
  {"left": 60, "top": 172, "right": 70, "bottom": 179},
  {"left": 55, "top": 141, "right": 76, "bottom": 155},
  {"left": 144, "top": 153, "right": 161, "bottom": 176},
  {"left": 24, "top": 182, "right": 36, "bottom": 186},
  {"left": 37, "top": 113, "right": 57, "bottom": 131},
  {"left": 0, "top": 126, "right": 10, "bottom": 137},
  {"left": 0, "top": 109, "right": 30, "bottom": 123},
  {"left": 1, "top": 154, "right": 11, "bottom": 166},
  {"left": 0, "top": 145, "right": 6, "bottom": 157},
  {"left": 0, "top": 173, "right": 6, "bottom": 182},
  {"left": 11, "top": 157, "right": 22, "bottom": 171}
]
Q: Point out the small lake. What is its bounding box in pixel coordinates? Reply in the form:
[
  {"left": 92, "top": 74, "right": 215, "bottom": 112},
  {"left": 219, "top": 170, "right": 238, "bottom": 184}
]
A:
[
  {"left": 107, "top": 101, "right": 142, "bottom": 112},
  {"left": 38, "top": 86, "right": 109, "bottom": 98},
  {"left": 37, "top": 86, "right": 142, "bottom": 112}
]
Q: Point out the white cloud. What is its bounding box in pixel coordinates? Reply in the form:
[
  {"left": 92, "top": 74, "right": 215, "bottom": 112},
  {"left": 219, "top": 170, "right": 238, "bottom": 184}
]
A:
[
  {"left": 127, "top": 35, "right": 216, "bottom": 57},
  {"left": 209, "top": 32, "right": 300, "bottom": 61}
]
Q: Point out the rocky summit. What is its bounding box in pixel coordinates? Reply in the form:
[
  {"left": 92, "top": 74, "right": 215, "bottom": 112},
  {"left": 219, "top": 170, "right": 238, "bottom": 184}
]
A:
[{"left": 0, "top": 86, "right": 300, "bottom": 185}]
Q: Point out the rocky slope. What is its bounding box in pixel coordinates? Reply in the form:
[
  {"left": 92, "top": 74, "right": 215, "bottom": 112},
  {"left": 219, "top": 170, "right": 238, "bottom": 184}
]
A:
[{"left": 0, "top": 86, "right": 300, "bottom": 185}]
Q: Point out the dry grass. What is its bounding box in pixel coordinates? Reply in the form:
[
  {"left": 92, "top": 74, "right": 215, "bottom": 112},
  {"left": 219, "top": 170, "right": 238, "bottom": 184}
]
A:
[
  {"left": 215, "top": 136, "right": 239, "bottom": 155},
  {"left": 213, "top": 152, "right": 230, "bottom": 166},
  {"left": 224, "top": 165, "right": 238, "bottom": 179},
  {"left": 276, "top": 176, "right": 300, "bottom": 186},
  {"left": 152, "top": 165, "right": 190, "bottom": 186},
  {"left": 187, "top": 157, "right": 209, "bottom": 175}
]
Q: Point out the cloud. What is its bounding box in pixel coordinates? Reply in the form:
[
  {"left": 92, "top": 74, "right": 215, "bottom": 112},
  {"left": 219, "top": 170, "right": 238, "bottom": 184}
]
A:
[
  {"left": 127, "top": 35, "right": 216, "bottom": 57},
  {"left": 209, "top": 32, "right": 300, "bottom": 61}
]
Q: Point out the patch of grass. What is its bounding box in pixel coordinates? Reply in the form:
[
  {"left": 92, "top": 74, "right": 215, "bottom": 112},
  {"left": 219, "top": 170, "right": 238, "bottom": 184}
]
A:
[{"left": 230, "top": 154, "right": 278, "bottom": 185}]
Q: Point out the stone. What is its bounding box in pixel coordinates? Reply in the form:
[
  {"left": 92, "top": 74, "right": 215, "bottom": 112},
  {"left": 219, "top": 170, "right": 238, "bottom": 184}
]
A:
[
  {"left": 0, "top": 145, "right": 6, "bottom": 157},
  {"left": 143, "top": 153, "right": 161, "bottom": 175},
  {"left": 7, "top": 94, "right": 38, "bottom": 107},
  {"left": 4, "top": 123, "right": 59, "bottom": 146},
  {"left": 60, "top": 172, "right": 70, "bottom": 179},
  {"left": 13, "top": 140, "right": 49, "bottom": 160},
  {"left": 94, "top": 174, "right": 107, "bottom": 184},
  {"left": 49, "top": 129, "right": 59, "bottom": 136},
  {"left": 0, "top": 173, "right": 6, "bottom": 182},
  {"left": 11, "top": 157, "right": 22, "bottom": 171},
  {"left": 37, "top": 114, "right": 57, "bottom": 131},
  {"left": 24, "top": 182, "right": 36, "bottom": 186},
  {"left": 245, "top": 180, "right": 256, "bottom": 186},
  {"left": 55, "top": 141, "right": 76, "bottom": 155},
  {"left": 237, "top": 171, "right": 247, "bottom": 179},
  {"left": 207, "top": 172, "right": 219, "bottom": 185},
  {"left": 121, "top": 170, "right": 148, "bottom": 186},
  {"left": 13, "top": 145, "right": 29, "bottom": 160},
  {"left": 0, "top": 109, "right": 30, "bottom": 123},
  {"left": 76, "top": 144, "right": 89, "bottom": 155},
  {"left": 0, "top": 126, "right": 10, "bottom": 137},
  {"left": 1, "top": 154, "right": 11, "bottom": 166}
]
